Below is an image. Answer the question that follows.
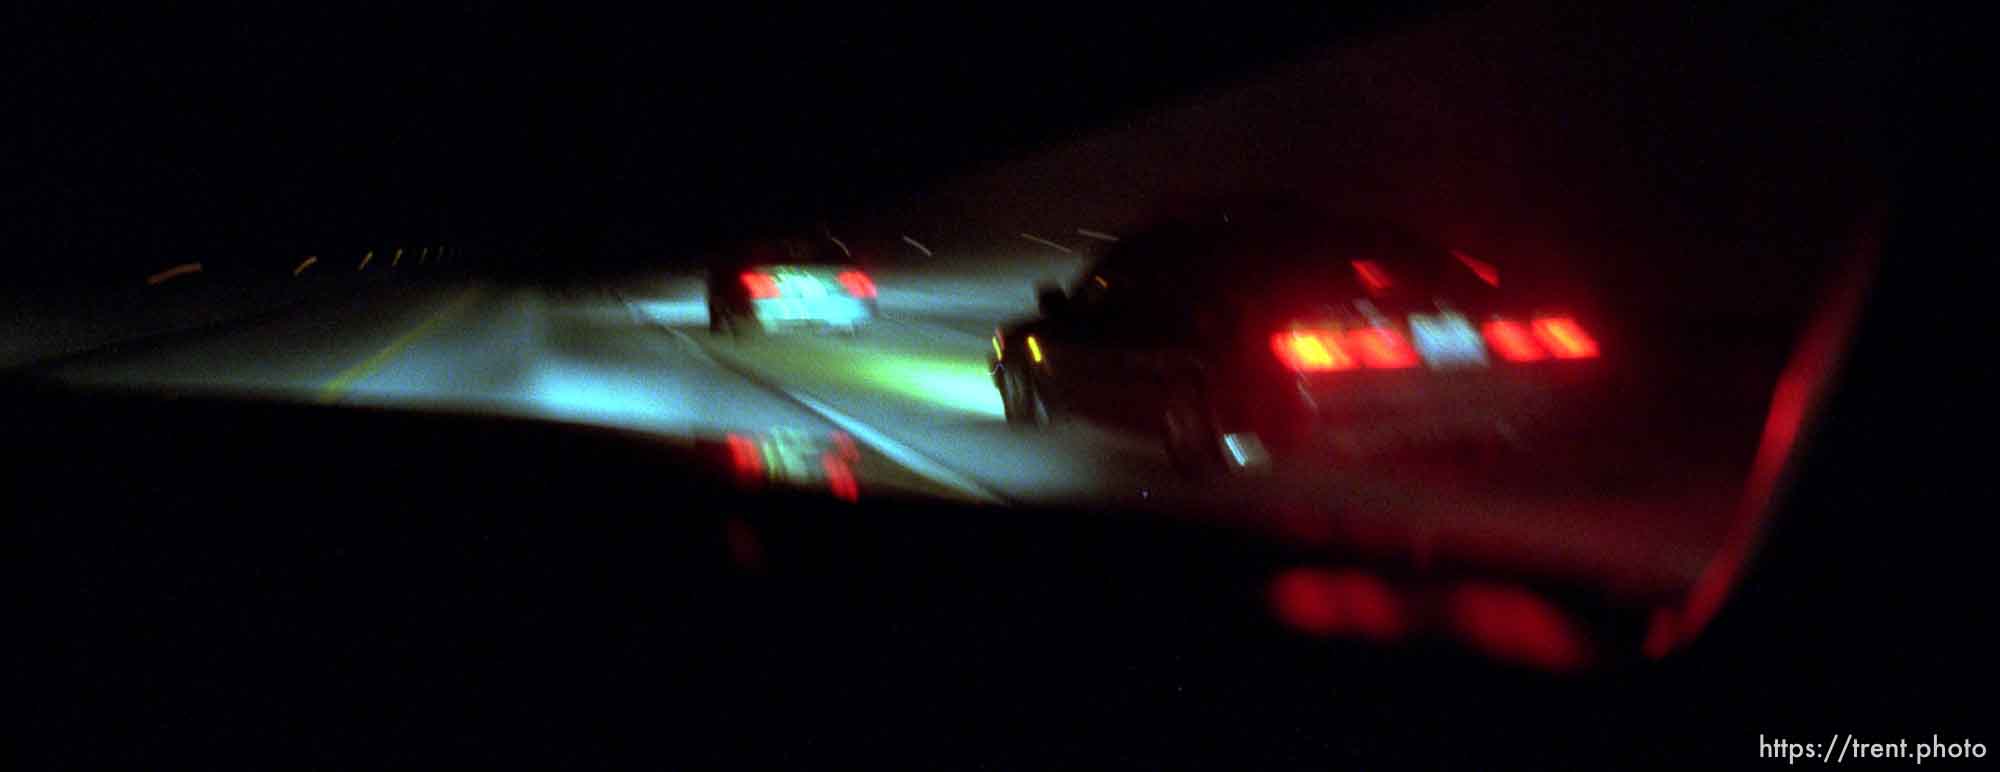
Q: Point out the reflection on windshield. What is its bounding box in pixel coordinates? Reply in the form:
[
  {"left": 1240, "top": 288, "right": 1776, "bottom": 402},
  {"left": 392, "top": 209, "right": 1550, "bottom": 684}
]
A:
[{"left": 8, "top": 0, "right": 1898, "bottom": 670}]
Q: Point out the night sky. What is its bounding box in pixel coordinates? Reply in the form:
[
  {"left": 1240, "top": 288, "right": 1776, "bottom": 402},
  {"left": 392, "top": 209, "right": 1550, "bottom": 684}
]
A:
[{"left": 7, "top": 3, "right": 1455, "bottom": 282}]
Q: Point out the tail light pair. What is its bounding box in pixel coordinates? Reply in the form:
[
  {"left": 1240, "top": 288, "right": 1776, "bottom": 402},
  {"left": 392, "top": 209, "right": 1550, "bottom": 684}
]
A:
[
  {"left": 1271, "top": 315, "right": 1598, "bottom": 372},
  {"left": 738, "top": 270, "right": 877, "bottom": 300},
  {"left": 1271, "top": 327, "right": 1419, "bottom": 372},
  {"left": 1481, "top": 317, "right": 1598, "bottom": 362}
]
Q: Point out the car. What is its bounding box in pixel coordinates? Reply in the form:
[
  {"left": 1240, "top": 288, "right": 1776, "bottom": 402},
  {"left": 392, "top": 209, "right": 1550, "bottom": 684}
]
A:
[
  {"left": 705, "top": 235, "right": 880, "bottom": 337},
  {"left": 991, "top": 207, "right": 1616, "bottom": 475}
]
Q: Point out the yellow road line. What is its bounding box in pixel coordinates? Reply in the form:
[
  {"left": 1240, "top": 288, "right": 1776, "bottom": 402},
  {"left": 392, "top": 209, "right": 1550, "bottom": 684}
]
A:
[{"left": 317, "top": 287, "right": 484, "bottom": 403}]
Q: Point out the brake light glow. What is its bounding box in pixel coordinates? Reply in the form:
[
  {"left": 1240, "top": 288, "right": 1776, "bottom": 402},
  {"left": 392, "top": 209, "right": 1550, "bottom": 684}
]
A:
[
  {"left": 1533, "top": 316, "right": 1599, "bottom": 359},
  {"left": 836, "top": 270, "right": 877, "bottom": 298},
  {"left": 1270, "top": 330, "right": 1356, "bottom": 372},
  {"left": 1345, "top": 327, "right": 1419, "bottom": 369},
  {"left": 1481, "top": 320, "right": 1548, "bottom": 362},
  {"left": 741, "top": 272, "right": 781, "bottom": 299}
]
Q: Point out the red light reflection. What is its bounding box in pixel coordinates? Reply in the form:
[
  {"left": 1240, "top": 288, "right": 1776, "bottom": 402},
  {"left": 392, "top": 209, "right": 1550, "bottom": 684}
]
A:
[
  {"left": 1351, "top": 259, "right": 1393, "bottom": 292},
  {"left": 1446, "top": 584, "right": 1592, "bottom": 672},
  {"left": 1452, "top": 249, "right": 1500, "bottom": 287},
  {"left": 830, "top": 431, "right": 860, "bottom": 462},
  {"left": 1270, "top": 568, "right": 1407, "bottom": 642},
  {"left": 1481, "top": 319, "right": 1547, "bottom": 362},
  {"left": 726, "top": 433, "right": 764, "bottom": 479},
  {"left": 822, "top": 454, "right": 859, "bottom": 502}
]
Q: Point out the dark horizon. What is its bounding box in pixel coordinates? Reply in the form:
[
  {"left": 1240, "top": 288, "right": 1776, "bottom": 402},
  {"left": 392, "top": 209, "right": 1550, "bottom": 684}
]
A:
[{"left": 7, "top": 3, "right": 1460, "bottom": 283}]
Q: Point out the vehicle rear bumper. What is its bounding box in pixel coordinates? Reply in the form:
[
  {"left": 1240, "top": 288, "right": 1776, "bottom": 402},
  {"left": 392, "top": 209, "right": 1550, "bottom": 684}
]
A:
[
  {"left": 750, "top": 297, "right": 876, "bottom": 330},
  {"left": 1242, "top": 362, "right": 1614, "bottom": 459}
]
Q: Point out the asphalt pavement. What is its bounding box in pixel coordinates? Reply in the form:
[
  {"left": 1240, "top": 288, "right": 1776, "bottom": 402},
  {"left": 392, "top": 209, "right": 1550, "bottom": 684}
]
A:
[{"left": 35, "top": 267, "right": 1749, "bottom": 603}]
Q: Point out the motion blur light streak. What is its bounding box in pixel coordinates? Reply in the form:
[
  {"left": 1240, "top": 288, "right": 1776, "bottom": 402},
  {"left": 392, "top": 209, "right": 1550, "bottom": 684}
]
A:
[
  {"left": 1351, "top": 259, "right": 1393, "bottom": 292},
  {"left": 1270, "top": 568, "right": 1407, "bottom": 641},
  {"left": 726, "top": 434, "right": 764, "bottom": 479},
  {"left": 1645, "top": 207, "right": 1885, "bottom": 659},
  {"left": 145, "top": 262, "right": 203, "bottom": 285},
  {"left": 1531, "top": 317, "right": 1598, "bottom": 359},
  {"left": 835, "top": 270, "right": 877, "bottom": 299},
  {"left": 830, "top": 431, "right": 860, "bottom": 462},
  {"left": 1451, "top": 249, "right": 1500, "bottom": 287},
  {"left": 741, "top": 272, "right": 781, "bottom": 300},
  {"left": 1481, "top": 319, "right": 1547, "bottom": 362},
  {"left": 1447, "top": 584, "right": 1591, "bottom": 672},
  {"left": 1346, "top": 327, "right": 1419, "bottom": 369},
  {"left": 1272, "top": 329, "right": 1355, "bottom": 372},
  {"left": 1026, "top": 335, "right": 1043, "bottom": 364},
  {"left": 823, "top": 455, "right": 859, "bottom": 502}
]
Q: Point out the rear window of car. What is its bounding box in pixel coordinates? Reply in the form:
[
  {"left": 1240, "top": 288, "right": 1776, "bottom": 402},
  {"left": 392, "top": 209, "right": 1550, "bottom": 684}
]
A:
[
  {"left": 1118, "top": 216, "right": 1482, "bottom": 303},
  {"left": 734, "top": 237, "right": 850, "bottom": 267}
]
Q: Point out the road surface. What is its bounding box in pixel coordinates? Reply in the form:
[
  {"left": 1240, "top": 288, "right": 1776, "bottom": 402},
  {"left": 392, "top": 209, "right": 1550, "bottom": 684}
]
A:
[{"left": 33, "top": 267, "right": 1750, "bottom": 603}]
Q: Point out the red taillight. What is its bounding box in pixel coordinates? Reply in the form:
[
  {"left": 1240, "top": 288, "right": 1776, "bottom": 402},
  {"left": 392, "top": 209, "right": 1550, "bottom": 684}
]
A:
[
  {"left": 1482, "top": 320, "right": 1548, "bottom": 362},
  {"left": 1272, "top": 326, "right": 1416, "bottom": 372},
  {"left": 1271, "top": 330, "right": 1356, "bottom": 372},
  {"left": 836, "top": 270, "right": 877, "bottom": 299},
  {"left": 740, "top": 271, "right": 780, "bottom": 299},
  {"left": 1345, "top": 327, "right": 1418, "bottom": 369},
  {"left": 1533, "top": 316, "right": 1599, "bottom": 359},
  {"left": 1482, "top": 316, "right": 1598, "bottom": 362}
]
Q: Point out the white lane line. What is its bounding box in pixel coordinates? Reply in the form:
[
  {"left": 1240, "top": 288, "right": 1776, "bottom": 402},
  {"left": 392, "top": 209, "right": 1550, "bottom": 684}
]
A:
[
  {"left": 1076, "top": 228, "right": 1120, "bottom": 242},
  {"left": 145, "top": 262, "right": 203, "bottom": 285},
  {"left": 661, "top": 325, "right": 724, "bottom": 367},
  {"left": 778, "top": 390, "right": 1004, "bottom": 504},
  {"left": 901, "top": 235, "right": 933, "bottom": 257},
  {"left": 1019, "top": 233, "right": 1075, "bottom": 254},
  {"left": 829, "top": 236, "right": 852, "bottom": 258},
  {"left": 654, "top": 321, "right": 1004, "bottom": 504}
]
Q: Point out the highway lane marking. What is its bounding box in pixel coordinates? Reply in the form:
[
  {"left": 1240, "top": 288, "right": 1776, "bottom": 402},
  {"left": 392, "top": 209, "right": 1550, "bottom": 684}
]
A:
[
  {"left": 1076, "top": 228, "right": 1120, "bottom": 242},
  {"left": 293, "top": 256, "right": 319, "bottom": 276},
  {"left": 901, "top": 235, "right": 933, "bottom": 257},
  {"left": 651, "top": 321, "right": 1006, "bottom": 504},
  {"left": 1019, "top": 233, "right": 1074, "bottom": 254},
  {"left": 145, "top": 262, "right": 203, "bottom": 285},
  {"left": 316, "top": 287, "right": 485, "bottom": 404},
  {"left": 358, "top": 250, "right": 375, "bottom": 270},
  {"left": 776, "top": 389, "right": 1005, "bottom": 504}
]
